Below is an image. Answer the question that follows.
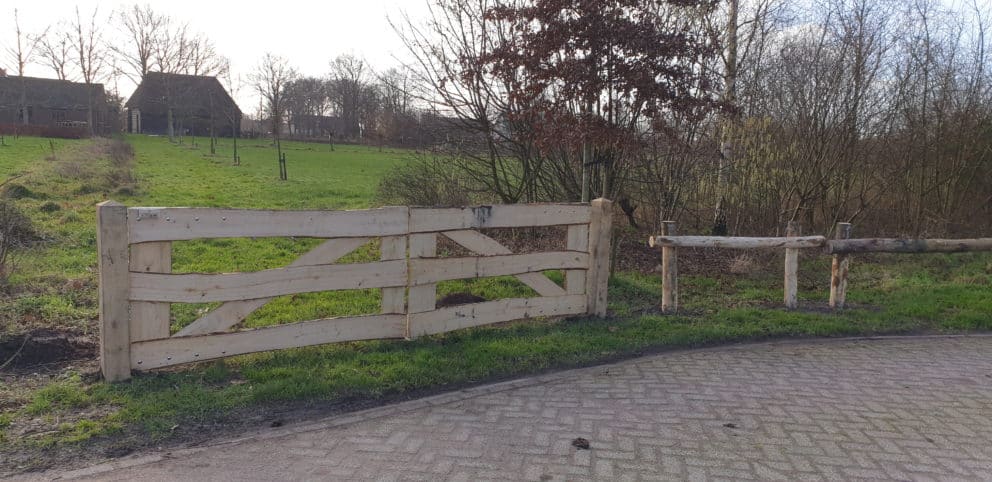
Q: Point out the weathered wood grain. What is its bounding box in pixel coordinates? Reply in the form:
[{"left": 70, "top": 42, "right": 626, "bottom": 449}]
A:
[
  {"left": 830, "top": 223, "right": 853, "bottom": 309},
  {"left": 784, "top": 222, "right": 800, "bottom": 309},
  {"left": 132, "top": 314, "right": 406, "bottom": 370},
  {"left": 565, "top": 224, "right": 589, "bottom": 296},
  {"left": 649, "top": 235, "right": 826, "bottom": 249},
  {"left": 826, "top": 238, "right": 992, "bottom": 254},
  {"left": 408, "top": 295, "right": 587, "bottom": 337},
  {"left": 129, "top": 241, "right": 171, "bottom": 342},
  {"left": 586, "top": 199, "right": 612, "bottom": 317},
  {"left": 128, "top": 206, "right": 409, "bottom": 243},
  {"left": 409, "top": 252, "right": 588, "bottom": 285},
  {"left": 97, "top": 201, "right": 131, "bottom": 381},
  {"left": 410, "top": 204, "right": 591, "bottom": 232},
  {"left": 131, "top": 260, "right": 407, "bottom": 303},
  {"left": 660, "top": 221, "right": 678, "bottom": 314}
]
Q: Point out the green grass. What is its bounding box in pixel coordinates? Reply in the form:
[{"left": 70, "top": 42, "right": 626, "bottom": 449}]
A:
[{"left": 1, "top": 134, "right": 990, "bottom": 467}]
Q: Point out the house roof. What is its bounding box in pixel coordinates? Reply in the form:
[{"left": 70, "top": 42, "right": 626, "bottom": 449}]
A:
[
  {"left": 126, "top": 72, "right": 241, "bottom": 117},
  {"left": 0, "top": 76, "right": 106, "bottom": 110}
]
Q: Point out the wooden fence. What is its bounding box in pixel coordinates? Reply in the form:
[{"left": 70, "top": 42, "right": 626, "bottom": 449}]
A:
[
  {"left": 97, "top": 199, "right": 613, "bottom": 381},
  {"left": 649, "top": 221, "right": 992, "bottom": 313}
]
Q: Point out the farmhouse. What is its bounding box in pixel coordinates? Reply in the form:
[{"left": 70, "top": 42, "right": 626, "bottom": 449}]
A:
[
  {"left": 0, "top": 74, "right": 114, "bottom": 136},
  {"left": 126, "top": 72, "right": 241, "bottom": 137}
]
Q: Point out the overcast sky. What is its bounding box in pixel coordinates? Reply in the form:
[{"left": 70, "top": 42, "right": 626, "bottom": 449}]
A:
[{"left": 7, "top": 0, "right": 431, "bottom": 109}]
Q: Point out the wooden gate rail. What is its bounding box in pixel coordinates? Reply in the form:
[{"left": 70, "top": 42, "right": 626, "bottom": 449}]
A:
[
  {"left": 648, "top": 221, "right": 992, "bottom": 314},
  {"left": 97, "top": 199, "right": 613, "bottom": 382}
]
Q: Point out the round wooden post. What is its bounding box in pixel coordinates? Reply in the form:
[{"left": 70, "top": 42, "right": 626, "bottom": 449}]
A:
[
  {"left": 830, "top": 222, "right": 853, "bottom": 309},
  {"left": 661, "top": 221, "right": 678, "bottom": 314},
  {"left": 783, "top": 221, "right": 800, "bottom": 309}
]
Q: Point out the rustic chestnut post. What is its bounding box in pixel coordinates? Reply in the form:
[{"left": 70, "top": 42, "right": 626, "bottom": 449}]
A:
[
  {"left": 784, "top": 221, "right": 800, "bottom": 308},
  {"left": 661, "top": 221, "right": 678, "bottom": 313},
  {"left": 97, "top": 201, "right": 132, "bottom": 382},
  {"left": 830, "top": 222, "right": 853, "bottom": 309}
]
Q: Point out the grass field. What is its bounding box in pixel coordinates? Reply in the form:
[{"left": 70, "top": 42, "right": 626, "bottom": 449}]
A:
[{"left": 1, "top": 134, "right": 990, "bottom": 472}]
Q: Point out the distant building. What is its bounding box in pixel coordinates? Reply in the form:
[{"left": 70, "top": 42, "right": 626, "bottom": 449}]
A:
[
  {"left": 126, "top": 72, "right": 241, "bottom": 137},
  {"left": 0, "top": 75, "right": 114, "bottom": 135}
]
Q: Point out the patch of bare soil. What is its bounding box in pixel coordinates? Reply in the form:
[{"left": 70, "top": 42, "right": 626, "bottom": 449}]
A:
[{"left": 0, "top": 329, "right": 96, "bottom": 369}]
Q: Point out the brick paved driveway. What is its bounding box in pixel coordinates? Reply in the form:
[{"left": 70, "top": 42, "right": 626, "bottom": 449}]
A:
[{"left": 54, "top": 336, "right": 992, "bottom": 481}]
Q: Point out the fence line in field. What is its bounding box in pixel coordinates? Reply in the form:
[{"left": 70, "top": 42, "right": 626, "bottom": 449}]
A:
[
  {"left": 97, "top": 199, "right": 613, "bottom": 382},
  {"left": 648, "top": 221, "right": 992, "bottom": 313}
]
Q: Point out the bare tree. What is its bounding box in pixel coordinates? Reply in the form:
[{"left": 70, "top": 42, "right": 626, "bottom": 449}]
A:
[
  {"left": 37, "top": 26, "right": 73, "bottom": 81},
  {"left": 69, "top": 6, "right": 107, "bottom": 84},
  {"left": 150, "top": 21, "right": 228, "bottom": 77},
  {"left": 4, "top": 9, "right": 47, "bottom": 76},
  {"left": 251, "top": 53, "right": 297, "bottom": 169},
  {"left": 222, "top": 70, "right": 244, "bottom": 164},
  {"left": 328, "top": 54, "right": 371, "bottom": 139},
  {"left": 112, "top": 4, "right": 168, "bottom": 82}
]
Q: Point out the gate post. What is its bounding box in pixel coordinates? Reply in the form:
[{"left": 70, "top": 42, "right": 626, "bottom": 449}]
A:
[
  {"left": 97, "top": 201, "right": 132, "bottom": 382},
  {"left": 586, "top": 198, "right": 613, "bottom": 317}
]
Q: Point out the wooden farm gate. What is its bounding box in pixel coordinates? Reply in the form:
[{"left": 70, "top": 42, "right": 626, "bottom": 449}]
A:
[{"left": 97, "top": 199, "right": 613, "bottom": 381}]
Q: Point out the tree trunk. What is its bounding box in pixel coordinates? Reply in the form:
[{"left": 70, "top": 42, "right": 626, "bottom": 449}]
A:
[
  {"left": 712, "top": 0, "right": 739, "bottom": 236},
  {"left": 581, "top": 99, "right": 593, "bottom": 202}
]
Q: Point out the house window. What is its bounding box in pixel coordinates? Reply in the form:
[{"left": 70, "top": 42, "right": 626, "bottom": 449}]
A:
[{"left": 53, "top": 110, "right": 67, "bottom": 122}]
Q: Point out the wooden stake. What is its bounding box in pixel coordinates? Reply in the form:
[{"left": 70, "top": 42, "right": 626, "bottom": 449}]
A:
[
  {"left": 661, "top": 221, "right": 678, "bottom": 314},
  {"left": 586, "top": 198, "right": 613, "bottom": 317},
  {"left": 784, "top": 221, "right": 800, "bottom": 309},
  {"left": 830, "top": 222, "right": 852, "bottom": 310},
  {"left": 97, "top": 201, "right": 131, "bottom": 382}
]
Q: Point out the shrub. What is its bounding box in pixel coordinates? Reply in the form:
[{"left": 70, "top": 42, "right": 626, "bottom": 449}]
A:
[
  {"left": 114, "top": 186, "right": 136, "bottom": 197},
  {"left": 108, "top": 138, "right": 135, "bottom": 165},
  {"left": 376, "top": 155, "right": 473, "bottom": 207},
  {"left": 0, "top": 200, "right": 36, "bottom": 278},
  {"left": 61, "top": 212, "right": 82, "bottom": 225},
  {"left": 104, "top": 138, "right": 136, "bottom": 188},
  {"left": 728, "top": 253, "right": 757, "bottom": 275},
  {"left": 1, "top": 183, "right": 36, "bottom": 200},
  {"left": 39, "top": 201, "right": 62, "bottom": 213},
  {"left": 54, "top": 160, "right": 97, "bottom": 181},
  {"left": 73, "top": 184, "right": 101, "bottom": 196}
]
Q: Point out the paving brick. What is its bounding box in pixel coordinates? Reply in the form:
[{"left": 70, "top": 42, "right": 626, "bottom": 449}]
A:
[{"left": 43, "top": 336, "right": 992, "bottom": 481}]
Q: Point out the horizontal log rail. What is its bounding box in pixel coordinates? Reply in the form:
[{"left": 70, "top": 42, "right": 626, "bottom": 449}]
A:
[
  {"left": 648, "top": 235, "right": 826, "bottom": 249},
  {"left": 648, "top": 221, "right": 991, "bottom": 314},
  {"left": 826, "top": 238, "right": 992, "bottom": 254},
  {"left": 98, "top": 199, "right": 613, "bottom": 382}
]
